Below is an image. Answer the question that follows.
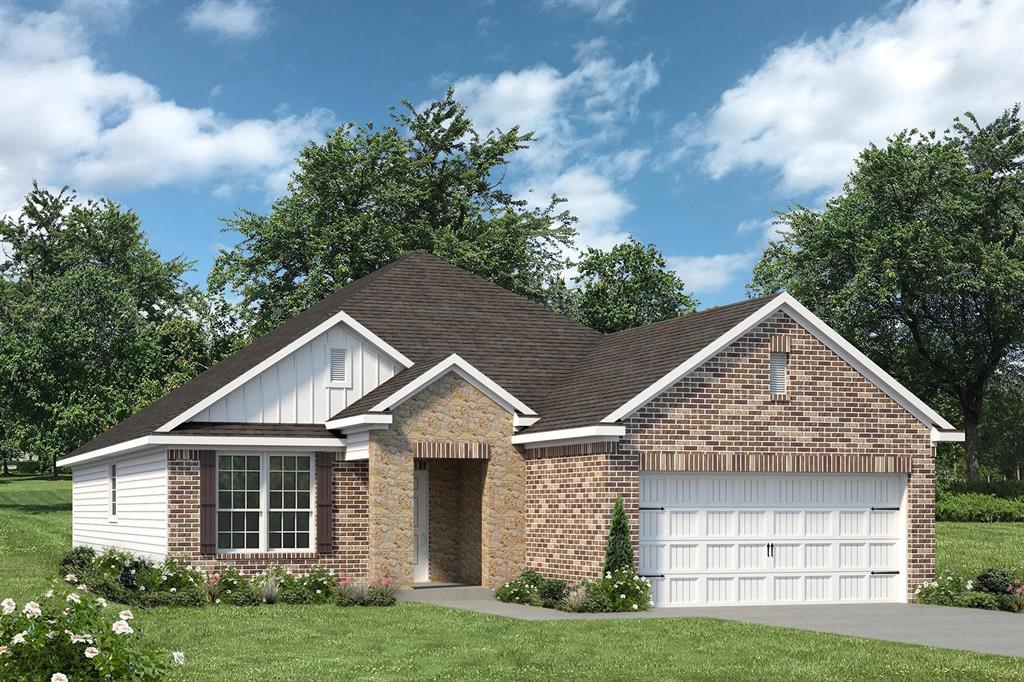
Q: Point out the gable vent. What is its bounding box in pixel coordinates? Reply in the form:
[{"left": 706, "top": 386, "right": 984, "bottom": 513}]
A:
[
  {"left": 330, "top": 348, "right": 348, "bottom": 384},
  {"left": 769, "top": 352, "right": 787, "bottom": 398}
]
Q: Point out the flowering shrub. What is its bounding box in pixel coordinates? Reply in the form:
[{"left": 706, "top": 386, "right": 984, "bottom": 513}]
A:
[
  {"left": 579, "top": 568, "right": 652, "bottom": 613},
  {"left": 64, "top": 548, "right": 204, "bottom": 608},
  {"left": 973, "top": 567, "right": 1018, "bottom": 595},
  {"left": 914, "top": 573, "right": 972, "bottom": 606},
  {"left": 915, "top": 569, "right": 1023, "bottom": 613},
  {"left": 0, "top": 582, "right": 183, "bottom": 681},
  {"left": 495, "top": 573, "right": 543, "bottom": 606},
  {"left": 334, "top": 576, "right": 369, "bottom": 607},
  {"left": 364, "top": 575, "right": 397, "bottom": 606},
  {"left": 210, "top": 568, "right": 261, "bottom": 606}
]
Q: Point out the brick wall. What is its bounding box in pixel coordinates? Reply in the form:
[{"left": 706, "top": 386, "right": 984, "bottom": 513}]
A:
[
  {"left": 523, "top": 444, "right": 639, "bottom": 583},
  {"left": 618, "top": 311, "right": 935, "bottom": 598},
  {"left": 166, "top": 449, "right": 369, "bottom": 577}
]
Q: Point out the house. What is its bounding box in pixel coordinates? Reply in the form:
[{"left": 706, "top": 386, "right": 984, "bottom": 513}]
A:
[{"left": 57, "top": 251, "right": 964, "bottom": 607}]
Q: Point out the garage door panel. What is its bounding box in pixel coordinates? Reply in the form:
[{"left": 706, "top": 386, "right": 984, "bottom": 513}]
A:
[{"left": 639, "top": 473, "right": 907, "bottom": 606}]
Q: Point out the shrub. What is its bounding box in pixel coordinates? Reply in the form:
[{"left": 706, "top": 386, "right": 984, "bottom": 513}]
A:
[
  {"left": 0, "top": 582, "right": 182, "bottom": 681},
  {"left": 934, "top": 492, "right": 1024, "bottom": 522},
  {"left": 495, "top": 573, "right": 542, "bottom": 606},
  {"left": 275, "top": 567, "right": 336, "bottom": 604},
  {"left": 13, "top": 460, "right": 41, "bottom": 475},
  {"left": 537, "top": 578, "right": 567, "bottom": 608},
  {"left": 216, "top": 568, "right": 262, "bottom": 606},
  {"left": 953, "top": 592, "right": 1002, "bottom": 610},
  {"left": 1011, "top": 590, "right": 1024, "bottom": 613},
  {"left": 335, "top": 578, "right": 369, "bottom": 607},
  {"left": 560, "top": 583, "right": 588, "bottom": 612},
  {"left": 365, "top": 576, "right": 397, "bottom": 607},
  {"left": 58, "top": 546, "right": 96, "bottom": 577},
  {"left": 973, "top": 567, "right": 1018, "bottom": 595},
  {"left": 944, "top": 480, "right": 1024, "bottom": 499},
  {"left": 580, "top": 568, "right": 651, "bottom": 613},
  {"left": 915, "top": 573, "right": 971, "bottom": 606},
  {"left": 202, "top": 571, "right": 225, "bottom": 604},
  {"left": 603, "top": 495, "right": 634, "bottom": 574},
  {"left": 254, "top": 573, "right": 281, "bottom": 604}
]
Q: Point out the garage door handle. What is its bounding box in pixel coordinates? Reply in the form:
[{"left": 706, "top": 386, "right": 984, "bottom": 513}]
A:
[
  {"left": 870, "top": 570, "right": 899, "bottom": 575},
  {"left": 639, "top": 506, "right": 664, "bottom": 511},
  {"left": 870, "top": 507, "right": 899, "bottom": 511},
  {"left": 639, "top": 574, "right": 664, "bottom": 579}
]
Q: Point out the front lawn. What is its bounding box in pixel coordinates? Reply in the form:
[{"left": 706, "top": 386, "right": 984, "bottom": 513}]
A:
[
  {"left": 2, "top": 475, "right": 1022, "bottom": 681},
  {"left": 936, "top": 522, "right": 1024, "bottom": 578}
]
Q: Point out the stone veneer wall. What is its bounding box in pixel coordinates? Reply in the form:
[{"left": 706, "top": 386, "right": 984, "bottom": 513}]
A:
[
  {"left": 368, "top": 372, "right": 525, "bottom": 588},
  {"left": 618, "top": 311, "right": 935, "bottom": 598},
  {"left": 166, "top": 450, "right": 369, "bottom": 576},
  {"left": 523, "top": 442, "right": 639, "bottom": 583},
  {"left": 427, "top": 459, "right": 484, "bottom": 584}
]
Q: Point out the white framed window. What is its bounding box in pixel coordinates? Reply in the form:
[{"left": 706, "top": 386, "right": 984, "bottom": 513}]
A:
[
  {"left": 769, "top": 352, "right": 788, "bottom": 397},
  {"left": 109, "top": 464, "right": 117, "bottom": 521},
  {"left": 216, "top": 453, "right": 315, "bottom": 553},
  {"left": 326, "top": 347, "right": 351, "bottom": 388}
]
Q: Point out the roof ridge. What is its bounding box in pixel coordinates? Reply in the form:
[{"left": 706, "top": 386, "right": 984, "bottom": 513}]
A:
[{"left": 601, "top": 294, "right": 778, "bottom": 340}]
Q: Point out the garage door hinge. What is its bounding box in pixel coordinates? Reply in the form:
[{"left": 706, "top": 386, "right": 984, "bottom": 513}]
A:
[
  {"left": 639, "top": 574, "right": 664, "bottom": 579},
  {"left": 639, "top": 506, "right": 664, "bottom": 511}
]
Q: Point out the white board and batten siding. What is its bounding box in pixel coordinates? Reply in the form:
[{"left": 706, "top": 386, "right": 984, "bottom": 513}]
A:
[
  {"left": 72, "top": 448, "right": 168, "bottom": 561},
  {"left": 190, "top": 321, "right": 400, "bottom": 424},
  {"left": 639, "top": 472, "right": 907, "bottom": 607}
]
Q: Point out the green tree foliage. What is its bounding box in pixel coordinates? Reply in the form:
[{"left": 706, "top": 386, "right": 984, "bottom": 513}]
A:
[
  {"left": 0, "top": 185, "right": 237, "bottom": 475},
  {"left": 750, "top": 106, "right": 1024, "bottom": 481},
  {"left": 210, "top": 89, "right": 577, "bottom": 336},
  {"left": 979, "top": 360, "right": 1024, "bottom": 481},
  {"left": 573, "top": 237, "right": 697, "bottom": 333},
  {"left": 603, "top": 495, "right": 634, "bottom": 574}
]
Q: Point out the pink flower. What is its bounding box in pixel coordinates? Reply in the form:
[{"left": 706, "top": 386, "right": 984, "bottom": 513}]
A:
[
  {"left": 336, "top": 575, "right": 352, "bottom": 587},
  {"left": 207, "top": 572, "right": 222, "bottom": 586}
]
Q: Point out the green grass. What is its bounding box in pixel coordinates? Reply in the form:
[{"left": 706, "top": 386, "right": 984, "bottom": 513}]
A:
[
  {"left": 936, "top": 522, "right": 1024, "bottom": 578},
  {"left": 2, "top": 475, "right": 1023, "bottom": 681}
]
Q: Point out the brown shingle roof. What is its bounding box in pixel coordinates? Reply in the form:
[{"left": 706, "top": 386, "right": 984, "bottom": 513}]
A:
[{"left": 170, "top": 422, "right": 341, "bottom": 439}]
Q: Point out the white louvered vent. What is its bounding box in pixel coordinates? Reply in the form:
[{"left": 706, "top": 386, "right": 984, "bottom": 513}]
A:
[
  {"left": 769, "top": 352, "right": 787, "bottom": 397},
  {"left": 329, "top": 348, "right": 348, "bottom": 384}
]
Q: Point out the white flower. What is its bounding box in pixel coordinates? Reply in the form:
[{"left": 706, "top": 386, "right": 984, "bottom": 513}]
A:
[
  {"left": 11, "top": 631, "right": 27, "bottom": 645},
  {"left": 632, "top": 603, "right": 638, "bottom": 610},
  {"left": 0, "top": 645, "right": 8, "bottom": 655},
  {"left": 96, "top": 598, "right": 107, "bottom": 608},
  {"left": 64, "top": 574, "right": 77, "bottom": 583},
  {"left": 51, "top": 674, "right": 68, "bottom": 682},
  {"left": 315, "top": 589, "right": 322, "bottom": 594},
  {"left": 119, "top": 609, "right": 134, "bottom": 620},
  {"left": 66, "top": 593, "right": 81, "bottom": 604},
  {"left": 70, "top": 633, "right": 93, "bottom": 644},
  {"left": 172, "top": 650, "right": 186, "bottom": 666},
  {"left": 23, "top": 601, "right": 42, "bottom": 618},
  {"left": 79, "top": 585, "right": 88, "bottom": 592},
  {"left": 169, "top": 588, "right": 176, "bottom": 593},
  {"left": 1, "top": 598, "right": 15, "bottom": 615},
  {"left": 139, "top": 586, "right": 146, "bottom": 591},
  {"left": 112, "top": 619, "right": 134, "bottom": 635},
  {"left": 966, "top": 581, "right": 974, "bottom": 591},
  {"left": 45, "top": 590, "right": 54, "bottom": 598},
  {"left": 85, "top": 646, "right": 100, "bottom": 658},
  {"left": 619, "top": 594, "right": 626, "bottom": 599}
]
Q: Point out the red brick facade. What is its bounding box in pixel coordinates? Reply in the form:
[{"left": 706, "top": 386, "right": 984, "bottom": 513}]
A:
[{"left": 166, "top": 450, "right": 369, "bottom": 577}]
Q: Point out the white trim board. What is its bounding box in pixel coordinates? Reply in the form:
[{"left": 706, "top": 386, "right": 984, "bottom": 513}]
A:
[
  {"left": 371, "top": 353, "right": 536, "bottom": 417},
  {"left": 156, "top": 309, "right": 413, "bottom": 433},
  {"left": 57, "top": 434, "right": 346, "bottom": 468},
  {"left": 323, "top": 413, "right": 393, "bottom": 430},
  {"left": 510, "top": 425, "right": 625, "bottom": 447},
  {"left": 602, "top": 293, "right": 960, "bottom": 433}
]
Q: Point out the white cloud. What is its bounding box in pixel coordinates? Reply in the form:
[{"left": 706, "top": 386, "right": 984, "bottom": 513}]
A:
[
  {"left": 687, "top": 0, "right": 1023, "bottom": 194},
  {"left": 184, "top": 0, "right": 267, "bottom": 39},
  {"left": 544, "top": 0, "right": 630, "bottom": 23},
  {"left": 669, "top": 251, "right": 758, "bottom": 295},
  {"left": 0, "top": 3, "right": 331, "bottom": 217},
  {"left": 452, "top": 41, "right": 657, "bottom": 253}
]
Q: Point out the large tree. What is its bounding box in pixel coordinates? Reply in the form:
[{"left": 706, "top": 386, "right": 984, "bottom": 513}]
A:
[
  {"left": 573, "top": 237, "right": 697, "bottom": 333},
  {"left": 211, "top": 89, "right": 576, "bottom": 336},
  {"left": 0, "top": 186, "right": 232, "bottom": 475},
  {"left": 750, "top": 106, "right": 1024, "bottom": 482}
]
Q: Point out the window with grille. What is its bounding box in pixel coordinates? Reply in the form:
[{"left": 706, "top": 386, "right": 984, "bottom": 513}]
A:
[
  {"left": 328, "top": 348, "right": 350, "bottom": 387},
  {"left": 216, "top": 454, "right": 314, "bottom": 552},
  {"left": 769, "top": 352, "right": 788, "bottom": 397},
  {"left": 109, "top": 464, "right": 117, "bottom": 518}
]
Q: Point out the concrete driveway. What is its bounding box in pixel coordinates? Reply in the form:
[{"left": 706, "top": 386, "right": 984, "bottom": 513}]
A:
[{"left": 400, "top": 586, "right": 1024, "bottom": 657}]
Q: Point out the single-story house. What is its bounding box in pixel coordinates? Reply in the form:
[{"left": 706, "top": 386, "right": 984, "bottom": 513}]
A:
[{"left": 58, "top": 251, "right": 963, "bottom": 607}]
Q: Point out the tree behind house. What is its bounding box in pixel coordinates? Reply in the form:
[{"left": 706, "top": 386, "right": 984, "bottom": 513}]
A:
[
  {"left": 603, "top": 495, "right": 634, "bottom": 574},
  {"left": 750, "top": 106, "right": 1024, "bottom": 482}
]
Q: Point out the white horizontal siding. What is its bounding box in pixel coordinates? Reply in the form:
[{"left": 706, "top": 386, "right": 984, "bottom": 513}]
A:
[
  {"left": 72, "top": 448, "right": 168, "bottom": 561},
  {"left": 192, "top": 321, "right": 399, "bottom": 424}
]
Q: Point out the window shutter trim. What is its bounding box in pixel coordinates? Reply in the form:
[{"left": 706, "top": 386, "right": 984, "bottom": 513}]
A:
[
  {"left": 316, "top": 452, "right": 334, "bottom": 554},
  {"left": 199, "top": 451, "right": 216, "bottom": 555}
]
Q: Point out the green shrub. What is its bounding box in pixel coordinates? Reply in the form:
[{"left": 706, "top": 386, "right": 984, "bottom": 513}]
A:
[
  {"left": 537, "top": 578, "right": 567, "bottom": 608},
  {"left": 915, "top": 573, "right": 970, "bottom": 605},
  {"left": 13, "top": 460, "right": 41, "bottom": 475},
  {"left": 495, "top": 573, "right": 542, "bottom": 606},
  {"left": 581, "top": 567, "right": 651, "bottom": 612},
  {"left": 603, "top": 495, "right": 634, "bottom": 574},
  {"left": 0, "top": 582, "right": 181, "bottom": 681},
  {"left": 58, "top": 546, "right": 96, "bottom": 577},
  {"left": 944, "top": 480, "right": 1024, "bottom": 499},
  {"left": 952, "top": 592, "right": 1002, "bottom": 610},
  {"left": 215, "top": 568, "right": 262, "bottom": 606},
  {"left": 973, "top": 567, "right": 1018, "bottom": 595},
  {"left": 935, "top": 492, "right": 1024, "bottom": 522},
  {"left": 334, "top": 578, "right": 368, "bottom": 607}
]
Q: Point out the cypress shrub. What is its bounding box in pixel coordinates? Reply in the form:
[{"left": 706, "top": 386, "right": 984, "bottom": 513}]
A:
[{"left": 603, "top": 495, "right": 633, "bottom": 574}]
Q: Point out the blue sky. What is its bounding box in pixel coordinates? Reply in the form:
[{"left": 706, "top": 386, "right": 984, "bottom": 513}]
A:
[{"left": 2, "top": 0, "right": 1020, "bottom": 306}]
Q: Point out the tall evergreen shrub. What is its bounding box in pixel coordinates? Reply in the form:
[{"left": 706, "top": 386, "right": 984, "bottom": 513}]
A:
[{"left": 603, "top": 495, "right": 633, "bottom": 574}]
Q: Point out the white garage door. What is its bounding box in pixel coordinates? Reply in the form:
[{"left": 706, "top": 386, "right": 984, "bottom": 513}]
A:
[{"left": 639, "top": 473, "right": 907, "bottom": 607}]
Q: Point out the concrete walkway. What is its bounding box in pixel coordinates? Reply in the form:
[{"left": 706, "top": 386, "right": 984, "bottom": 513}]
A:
[{"left": 400, "top": 585, "right": 1024, "bottom": 658}]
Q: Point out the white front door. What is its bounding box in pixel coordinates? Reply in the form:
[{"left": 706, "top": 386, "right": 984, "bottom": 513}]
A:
[
  {"left": 639, "top": 473, "right": 907, "bottom": 607},
  {"left": 413, "top": 468, "right": 429, "bottom": 583}
]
